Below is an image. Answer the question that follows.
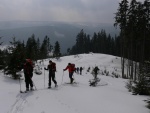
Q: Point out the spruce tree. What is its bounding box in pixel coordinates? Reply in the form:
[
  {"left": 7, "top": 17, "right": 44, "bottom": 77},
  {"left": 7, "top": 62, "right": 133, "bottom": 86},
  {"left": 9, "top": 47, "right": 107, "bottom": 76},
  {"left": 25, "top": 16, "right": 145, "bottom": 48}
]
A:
[
  {"left": 91, "top": 32, "right": 98, "bottom": 53},
  {"left": 0, "top": 37, "right": 4, "bottom": 69},
  {"left": 76, "top": 29, "right": 85, "bottom": 54},
  {"left": 0, "top": 36, "right": 3, "bottom": 45},
  {"left": 53, "top": 41, "right": 61, "bottom": 59},
  {"left": 114, "top": 0, "right": 129, "bottom": 78},
  {"left": 26, "top": 34, "right": 37, "bottom": 60},
  {"left": 132, "top": 61, "right": 150, "bottom": 95},
  {"left": 4, "top": 37, "right": 25, "bottom": 79},
  {"left": 40, "top": 36, "right": 49, "bottom": 59}
]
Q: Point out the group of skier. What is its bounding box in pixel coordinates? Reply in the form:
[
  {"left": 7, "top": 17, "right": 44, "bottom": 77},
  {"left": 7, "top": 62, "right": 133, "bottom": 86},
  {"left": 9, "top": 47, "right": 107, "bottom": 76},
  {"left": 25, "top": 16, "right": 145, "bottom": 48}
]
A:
[
  {"left": 20, "top": 59, "right": 78, "bottom": 91},
  {"left": 75, "top": 67, "right": 83, "bottom": 75},
  {"left": 20, "top": 59, "right": 99, "bottom": 91}
]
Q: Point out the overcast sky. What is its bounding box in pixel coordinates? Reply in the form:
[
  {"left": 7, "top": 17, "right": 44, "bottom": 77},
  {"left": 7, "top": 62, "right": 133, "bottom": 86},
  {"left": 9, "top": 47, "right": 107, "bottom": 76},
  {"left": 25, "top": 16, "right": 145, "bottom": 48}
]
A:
[{"left": 0, "top": 0, "right": 145, "bottom": 24}]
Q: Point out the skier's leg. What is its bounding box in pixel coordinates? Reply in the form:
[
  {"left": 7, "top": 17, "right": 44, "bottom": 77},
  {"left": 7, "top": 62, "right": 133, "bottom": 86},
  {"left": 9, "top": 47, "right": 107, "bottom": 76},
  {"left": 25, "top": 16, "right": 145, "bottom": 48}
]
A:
[
  {"left": 29, "top": 76, "right": 33, "bottom": 90},
  {"left": 69, "top": 72, "right": 74, "bottom": 83},
  {"left": 52, "top": 72, "right": 57, "bottom": 85},
  {"left": 94, "top": 74, "right": 97, "bottom": 79},
  {"left": 48, "top": 73, "right": 52, "bottom": 88},
  {"left": 25, "top": 76, "right": 29, "bottom": 91},
  {"left": 69, "top": 73, "right": 72, "bottom": 83}
]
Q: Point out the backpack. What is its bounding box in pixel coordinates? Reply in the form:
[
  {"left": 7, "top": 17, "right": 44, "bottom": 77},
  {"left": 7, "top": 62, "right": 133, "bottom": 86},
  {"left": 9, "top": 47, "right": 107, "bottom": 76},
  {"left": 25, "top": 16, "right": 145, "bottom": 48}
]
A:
[
  {"left": 71, "top": 63, "right": 75, "bottom": 71},
  {"left": 52, "top": 62, "right": 56, "bottom": 71},
  {"left": 24, "top": 59, "right": 33, "bottom": 74},
  {"left": 26, "top": 59, "right": 33, "bottom": 67}
]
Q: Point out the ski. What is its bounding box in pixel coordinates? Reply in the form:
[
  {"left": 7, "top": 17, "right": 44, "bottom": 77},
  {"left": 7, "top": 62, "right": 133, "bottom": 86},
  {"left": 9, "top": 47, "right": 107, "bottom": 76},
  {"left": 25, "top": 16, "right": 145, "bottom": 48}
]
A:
[
  {"left": 20, "top": 91, "right": 27, "bottom": 93},
  {"left": 47, "top": 85, "right": 58, "bottom": 89},
  {"left": 64, "top": 82, "right": 78, "bottom": 84},
  {"left": 20, "top": 89, "right": 35, "bottom": 93},
  {"left": 46, "top": 85, "right": 61, "bottom": 90}
]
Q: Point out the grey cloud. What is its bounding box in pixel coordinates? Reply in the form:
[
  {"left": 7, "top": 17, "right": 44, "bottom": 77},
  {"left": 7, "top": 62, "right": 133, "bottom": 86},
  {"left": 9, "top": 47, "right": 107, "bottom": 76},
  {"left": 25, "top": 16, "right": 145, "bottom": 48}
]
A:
[{"left": 0, "top": 0, "right": 147, "bottom": 23}]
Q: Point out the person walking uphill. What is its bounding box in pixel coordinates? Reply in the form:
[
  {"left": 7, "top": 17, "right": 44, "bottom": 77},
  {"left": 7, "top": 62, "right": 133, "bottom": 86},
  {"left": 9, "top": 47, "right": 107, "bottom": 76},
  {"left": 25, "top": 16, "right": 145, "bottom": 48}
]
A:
[
  {"left": 44, "top": 60, "right": 57, "bottom": 89},
  {"left": 20, "top": 59, "right": 34, "bottom": 91},
  {"left": 93, "top": 66, "right": 99, "bottom": 79},
  {"left": 80, "top": 67, "right": 83, "bottom": 75},
  {"left": 63, "top": 63, "right": 75, "bottom": 84}
]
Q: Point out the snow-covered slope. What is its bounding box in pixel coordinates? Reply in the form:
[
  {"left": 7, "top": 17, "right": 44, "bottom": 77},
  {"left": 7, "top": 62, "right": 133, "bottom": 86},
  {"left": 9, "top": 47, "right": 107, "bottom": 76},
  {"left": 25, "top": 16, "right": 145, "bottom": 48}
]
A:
[{"left": 0, "top": 53, "right": 149, "bottom": 113}]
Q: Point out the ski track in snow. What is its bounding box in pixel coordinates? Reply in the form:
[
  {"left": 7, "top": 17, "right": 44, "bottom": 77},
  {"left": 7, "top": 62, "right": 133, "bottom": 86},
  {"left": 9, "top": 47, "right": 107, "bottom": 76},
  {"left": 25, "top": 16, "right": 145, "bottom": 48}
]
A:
[
  {"left": 8, "top": 93, "right": 29, "bottom": 113},
  {"left": 7, "top": 80, "right": 109, "bottom": 113},
  {"left": 54, "top": 95, "right": 82, "bottom": 113},
  {"left": 16, "top": 89, "right": 80, "bottom": 113}
]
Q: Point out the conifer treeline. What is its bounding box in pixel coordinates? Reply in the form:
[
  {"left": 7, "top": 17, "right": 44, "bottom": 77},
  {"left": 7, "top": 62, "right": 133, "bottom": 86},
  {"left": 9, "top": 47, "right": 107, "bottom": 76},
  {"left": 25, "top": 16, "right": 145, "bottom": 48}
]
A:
[
  {"left": 8, "top": 34, "right": 60, "bottom": 61},
  {"left": 69, "top": 29, "right": 121, "bottom": 57},
  {"left": 114, "top": 0, "right": 150, "bottom": 79},
  {"left": 0, "top": 34, "right": 61, "bottom": 78},
  {"left": 113, "top": 0, "right": 150, "bottom": 98}
]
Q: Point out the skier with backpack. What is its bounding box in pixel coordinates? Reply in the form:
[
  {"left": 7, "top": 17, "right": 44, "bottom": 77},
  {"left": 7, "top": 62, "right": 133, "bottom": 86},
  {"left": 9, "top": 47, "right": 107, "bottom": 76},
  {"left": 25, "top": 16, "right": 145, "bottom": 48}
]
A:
[
  {"left": 63, "top": 63, "right": 75, "bottom": 84},
  {"left": 20, "top": 59, "right": 34, "bottom": 91},
  {"left": 89, "top": 66, "right": 100, "bottom": 87},
  {"left": 44, "top": 60, "right": 57, "bottom": 88},
  {"left": 80, "top": 67, "right": 83, "bottom": 75},
  {"left": 93, "top": 66, "right": 99, "bottom": 79}
]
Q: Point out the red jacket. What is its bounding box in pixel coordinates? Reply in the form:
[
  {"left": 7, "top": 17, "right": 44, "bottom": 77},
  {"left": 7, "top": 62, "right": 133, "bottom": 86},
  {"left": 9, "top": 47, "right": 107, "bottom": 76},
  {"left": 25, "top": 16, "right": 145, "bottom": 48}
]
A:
[{"left": 64, "top": 64, "right": 75, "bottom": 73}]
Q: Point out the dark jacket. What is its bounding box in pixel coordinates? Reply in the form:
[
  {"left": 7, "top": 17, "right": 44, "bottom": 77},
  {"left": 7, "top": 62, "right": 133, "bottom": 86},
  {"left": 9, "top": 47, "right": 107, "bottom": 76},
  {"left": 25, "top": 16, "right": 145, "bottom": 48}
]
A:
[
  {"left": 46, "top": 62, "right": 56, "bottom": 73},
  {"left": 23, "top": 62, "right": 33, "bottom": 77},
  {"left": 94, "top": 67, "right": 99, "bottom": 75}
]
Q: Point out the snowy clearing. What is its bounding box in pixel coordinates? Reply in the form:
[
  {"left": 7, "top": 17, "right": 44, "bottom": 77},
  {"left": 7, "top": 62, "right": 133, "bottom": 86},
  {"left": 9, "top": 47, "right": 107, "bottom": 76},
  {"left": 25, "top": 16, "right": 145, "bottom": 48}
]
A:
[{"left": 0, "top": 53, "right": 149, "bottom": 113}]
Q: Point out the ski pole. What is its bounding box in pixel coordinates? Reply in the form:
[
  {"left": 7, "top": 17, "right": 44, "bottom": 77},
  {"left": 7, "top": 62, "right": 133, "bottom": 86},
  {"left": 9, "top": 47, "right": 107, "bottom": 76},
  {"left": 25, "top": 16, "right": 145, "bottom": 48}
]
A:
[
  {"left": 30, "top": 76, "right": 37, "bottom": 90},
  {"left": 32, "top": 80, "right": 37, "bottom": 90},
  {"left": 61, "top": 71, "right": 64, "bottom": 85},
  {"left": 44, "top": 68, "right": 45, "bottom": 88},
  {"left": 18, "top": 75, "right": 22, "bottom": 93}
]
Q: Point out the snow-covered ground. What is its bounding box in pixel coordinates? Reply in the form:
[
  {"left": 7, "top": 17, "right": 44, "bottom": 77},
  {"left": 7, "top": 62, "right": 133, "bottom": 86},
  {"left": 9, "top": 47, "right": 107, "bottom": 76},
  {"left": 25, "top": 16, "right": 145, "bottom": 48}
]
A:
[{"left": 0, "top": 53, "right": 149, "bottom": 113}]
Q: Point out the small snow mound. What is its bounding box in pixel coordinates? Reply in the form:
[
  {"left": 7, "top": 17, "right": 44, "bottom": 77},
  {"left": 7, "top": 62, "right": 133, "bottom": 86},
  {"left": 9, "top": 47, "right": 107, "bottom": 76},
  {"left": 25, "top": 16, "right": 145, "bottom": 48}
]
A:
[{"left": 97, "top": 79, "right": 108, "bottom": 86}]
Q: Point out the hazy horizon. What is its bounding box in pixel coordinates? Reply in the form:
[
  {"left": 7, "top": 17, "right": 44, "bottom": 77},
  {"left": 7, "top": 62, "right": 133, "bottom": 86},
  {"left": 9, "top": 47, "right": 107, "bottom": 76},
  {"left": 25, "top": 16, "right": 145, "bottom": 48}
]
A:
[
  {"left": 0, "top": 0, "right": 145, "bottom": 24},
  {"left": 0, "top": 22, "right": 119, "bottom": 53}
]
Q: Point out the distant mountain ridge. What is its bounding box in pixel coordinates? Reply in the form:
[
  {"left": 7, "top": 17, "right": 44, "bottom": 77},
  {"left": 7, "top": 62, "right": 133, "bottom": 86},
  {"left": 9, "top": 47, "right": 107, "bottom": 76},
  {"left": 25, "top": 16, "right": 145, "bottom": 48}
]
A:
[{"left": 0, "top": 21, "right": 119, "bottom": 53}]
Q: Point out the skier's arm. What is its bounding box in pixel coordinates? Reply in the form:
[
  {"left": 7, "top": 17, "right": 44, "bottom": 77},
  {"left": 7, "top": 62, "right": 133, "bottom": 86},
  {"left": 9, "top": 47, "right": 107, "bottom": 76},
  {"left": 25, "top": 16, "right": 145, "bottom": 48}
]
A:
[
  {"left": 44, "top": 65, "right": 49, "bottom": 70},
  {"left": 31, "top": 66, "right": 33, "bottom": 72},
  {"left": 63, "top": 66, "right": 68, "bottom": 71},
  {"left": 18, "top": 64, "right": 24, "bottom": 71}
]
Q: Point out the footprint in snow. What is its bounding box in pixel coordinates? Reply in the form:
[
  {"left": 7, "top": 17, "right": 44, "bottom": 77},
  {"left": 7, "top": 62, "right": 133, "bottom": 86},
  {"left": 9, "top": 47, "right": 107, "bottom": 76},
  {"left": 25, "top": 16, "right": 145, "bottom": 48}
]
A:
[{"left": 36, "top": 96, "right": 39, "bottom": 100}]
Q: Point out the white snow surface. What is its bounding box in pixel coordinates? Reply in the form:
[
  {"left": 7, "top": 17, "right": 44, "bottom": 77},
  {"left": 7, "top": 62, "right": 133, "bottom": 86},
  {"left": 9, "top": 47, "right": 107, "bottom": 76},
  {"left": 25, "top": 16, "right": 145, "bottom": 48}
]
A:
[{"left": 0, "top": 53, "right": 149, "bottom": 113}]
